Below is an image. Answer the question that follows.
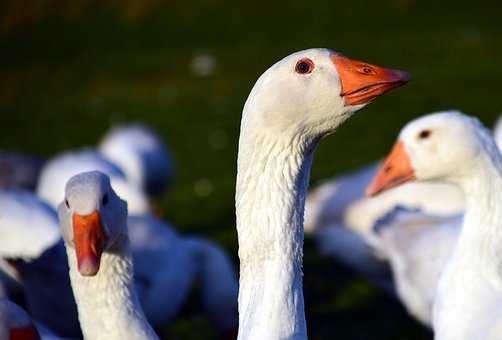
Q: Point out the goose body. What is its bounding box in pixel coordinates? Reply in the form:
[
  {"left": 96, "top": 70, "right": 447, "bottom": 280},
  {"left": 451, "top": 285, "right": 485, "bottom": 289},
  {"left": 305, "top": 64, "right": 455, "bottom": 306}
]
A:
[
  {"left": 367, "top": 111, "right": 502, "bottom": 339},
  {"left": 235, "top": 48, "right": 409, "bottom": 339},
  {"left": 0, "top": 191, "right": 60, "bottom": 260},
  {"left": 0, "top": 190, "right": 81, "bottom": 337},
  {"left": 129, "top": 216, "right": 238, "bottom": 334},
  {"left": 305, "top": 163, "right": 464, "bottom": 235},
  {"left": 59, "top": 171, "right": 158, "bottom": 340},
  {"left": 371, "top": 207, "right": 461, "bottom": 325},
  {"left": 127, "top": 215, "right": 196, "bottom": 326}
]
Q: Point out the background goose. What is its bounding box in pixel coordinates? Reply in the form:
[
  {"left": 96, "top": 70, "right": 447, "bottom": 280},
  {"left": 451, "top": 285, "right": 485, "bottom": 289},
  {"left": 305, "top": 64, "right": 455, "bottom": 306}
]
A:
[
  {"left": 305, "top": 110, "right": 502, "bottom": 322},
  {"left": 0, "top": 190, "right": 81, "bottom": 337},
  {"left": 305, "top": 162, "right": 464, "bottom": 235},
  {"left": 128, "top": 215, "right": 238, "bottom": 336},
  {"left": 37, "top": 149, "right": 151, "bottom": 215},
  {"left": 367, "top": 111, "right": 502, "bottom": 340},
  {"left": 370, "top": 207, "right": 461, "bottom": 326},
  {"left": 59, "top": 171, "right": 159, "bottom": 340},
  {"left": 235, "top": 48, "right": 409, "bottom": 339},
  {"left": 99, "top": 123, "right": 174, "bottom": 199}
]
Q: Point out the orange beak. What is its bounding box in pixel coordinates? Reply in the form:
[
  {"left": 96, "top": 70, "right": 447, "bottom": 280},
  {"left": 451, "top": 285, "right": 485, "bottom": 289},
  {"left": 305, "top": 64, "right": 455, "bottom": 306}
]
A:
[
  {"left": 73, "top": 211, "right": 107, "bottom": 276},
  {"left": 366, "top": 141, "right": 416, "bottom": 196},
  {"left": 10, "top": 324, "right": 40, "bottom": 340},
  {"left": 331, "top": 54, "right": 411, "bottom": 106}
]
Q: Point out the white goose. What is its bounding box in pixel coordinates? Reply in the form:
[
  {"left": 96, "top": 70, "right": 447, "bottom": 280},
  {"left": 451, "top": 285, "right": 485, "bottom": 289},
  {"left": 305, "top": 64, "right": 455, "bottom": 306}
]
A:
[
  {"left": 0, "top": 190, "right": 81, "bottom": 337},
  {"left": 35, "top": 148, "right": 238, "bottom": 334},
  {"left": 128, "top": 215, "right": 238, "bottom": 336},
  {"left": 367, "top": 111, "right": 502, "bottom": 340},
  {"left": 235, "top": 48, "right": 409, "bottom": 339},
  {"left": 58, "top": 171, "right": 158, "bottom": 340},
  {"left": 306, "top": 111, "right": 502, "bottom": 326},
  {"left": 99, "top": 123, "right": 174, "bottom": 198}
]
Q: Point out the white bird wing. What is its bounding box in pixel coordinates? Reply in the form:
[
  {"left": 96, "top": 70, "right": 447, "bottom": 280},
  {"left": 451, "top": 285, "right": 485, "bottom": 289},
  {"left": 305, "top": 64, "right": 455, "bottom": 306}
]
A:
[
  {"left": 184, "top": 237, "right": 239, "bottom": 332},
  {"left": 373, "top": 209, "right": 461, "bottom": 326},
  {"left": 304, "top": 164, "right": 379, "bottom": 233},
  {"left": 0, "top": 191, "right": 60, "bottom": 259},
  {"left": 128, "top": 215, "right": 195, "bottom": 326},
  {"left": 344, "top": 181, "right": 464, "bottom": 236}
]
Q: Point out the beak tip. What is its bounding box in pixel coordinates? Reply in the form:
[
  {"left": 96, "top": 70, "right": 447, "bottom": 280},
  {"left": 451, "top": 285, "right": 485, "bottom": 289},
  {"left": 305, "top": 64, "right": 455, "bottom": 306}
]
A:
[
  {"left": 398, "top": 70, "right": 412, "bottom": 83},
  {"left": 77, "top": 256, "right": 100, "bottom": 277}
]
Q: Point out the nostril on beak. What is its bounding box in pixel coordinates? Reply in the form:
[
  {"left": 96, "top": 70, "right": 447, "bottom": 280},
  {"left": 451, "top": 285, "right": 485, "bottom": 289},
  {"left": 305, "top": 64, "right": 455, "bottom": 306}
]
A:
[{"left": 384, "top": 165, "right": 392, "bottom": 174}]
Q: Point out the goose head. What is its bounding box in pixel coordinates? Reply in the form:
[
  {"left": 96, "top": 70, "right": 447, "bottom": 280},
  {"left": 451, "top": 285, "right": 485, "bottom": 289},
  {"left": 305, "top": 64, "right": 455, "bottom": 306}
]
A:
[
  {"left": 366, "top": 110, "right": 495, "bottom": 196},
  {"left": 99, "top": 124, "right": 173, "bottom": 198},
  {"left": 58, "top": 171, "right": 127, "bottom": 276},
  {"left": 242, "top": 48, "right": 410, "bottom": 140},
  {"left": 0, "top": 300, "right": 40, "bottom": 340}
]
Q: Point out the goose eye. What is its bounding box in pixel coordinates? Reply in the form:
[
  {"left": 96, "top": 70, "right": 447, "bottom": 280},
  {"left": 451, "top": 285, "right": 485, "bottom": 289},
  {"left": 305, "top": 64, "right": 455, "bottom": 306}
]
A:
[
  {"left": 418, "top": 129, "right": 431, "bottom": 139},
  {"left": 295, "top": 58, "right": 314, "bottom": 74},
  {"left": 102, "top": 193, "right": 109, "bottom": 206},
  {"left": 65, "top": 199, "right": 70, "bottom": 209}
]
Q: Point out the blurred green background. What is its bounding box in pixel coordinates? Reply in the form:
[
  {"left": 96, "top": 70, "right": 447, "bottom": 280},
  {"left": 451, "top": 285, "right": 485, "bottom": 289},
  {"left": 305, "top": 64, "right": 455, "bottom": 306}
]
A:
[{"left": 1, "top": 0, "right": 501, "bottom": 339}]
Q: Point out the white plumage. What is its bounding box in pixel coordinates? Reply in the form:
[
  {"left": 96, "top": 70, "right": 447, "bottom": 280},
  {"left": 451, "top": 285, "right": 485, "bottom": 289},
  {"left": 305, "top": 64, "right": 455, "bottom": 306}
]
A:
[
  {"left": 369, "top": 111, "right": 502, "bottom": 339},
  {"left": 235, "top": 48, "right": 409, "bottom": 339}
]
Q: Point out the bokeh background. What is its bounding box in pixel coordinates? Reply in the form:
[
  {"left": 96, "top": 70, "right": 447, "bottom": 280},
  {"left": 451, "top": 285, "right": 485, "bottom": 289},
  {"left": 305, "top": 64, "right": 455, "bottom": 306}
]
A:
[{"left": 1, "top": 0, "right": 501, "bottom": 339}]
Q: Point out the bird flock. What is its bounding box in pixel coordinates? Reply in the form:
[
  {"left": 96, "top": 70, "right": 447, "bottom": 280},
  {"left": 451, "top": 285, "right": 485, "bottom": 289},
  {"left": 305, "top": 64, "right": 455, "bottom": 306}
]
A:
[{"left": 0, "top": 47, "right": 500, "bottom": 340}]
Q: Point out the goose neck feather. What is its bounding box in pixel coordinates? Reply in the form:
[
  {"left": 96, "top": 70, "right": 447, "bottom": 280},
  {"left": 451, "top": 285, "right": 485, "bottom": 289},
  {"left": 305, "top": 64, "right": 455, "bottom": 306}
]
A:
[
  {"left": 434, "top": 133, "right": 502, "bottom": 340},
  {"left": 236, "top": 130, "right": 314, "bottom": 340},
  {"left": 67, "top": 232, "right": 158, "bottom": 340}
]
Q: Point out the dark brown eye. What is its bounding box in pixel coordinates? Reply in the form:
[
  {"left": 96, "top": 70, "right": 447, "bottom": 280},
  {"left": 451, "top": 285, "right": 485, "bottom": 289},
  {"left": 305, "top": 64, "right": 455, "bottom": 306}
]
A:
[
  {"left": 418, "top": 130, "right": 431, "bottom": 139},
  {"left": 295, "top": 58, "right": 314, "bottom": 74},
  {"left": 65, "top": 199, "right": 70, "bottom": 209},
  {"left": 102, "top": 193, "right": 109, "bottom": 206}
]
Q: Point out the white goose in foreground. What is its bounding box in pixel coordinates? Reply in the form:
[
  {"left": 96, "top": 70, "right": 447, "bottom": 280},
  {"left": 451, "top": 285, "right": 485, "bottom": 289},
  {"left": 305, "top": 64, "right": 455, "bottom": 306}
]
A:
[
  {"left": 367, "top": 111, "right": 502, "bottom": 340},
  {"left": 58, "top": 171, "right": 158, "bottom": 340},
  {"left": 235, "top": 48, "right": 410, "bottom": 339}
]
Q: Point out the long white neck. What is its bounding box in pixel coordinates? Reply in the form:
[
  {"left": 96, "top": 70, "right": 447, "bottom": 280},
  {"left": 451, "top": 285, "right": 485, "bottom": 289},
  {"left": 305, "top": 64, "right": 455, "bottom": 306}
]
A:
[
  {"left": 450, "top": 141, "right": 502, "bottom": 286},
  {"left": 236, "top": 124, "right": 316, "bottom": 340},
  {"left": 66, "top": 232, "right": 158, "bottom": 340}
]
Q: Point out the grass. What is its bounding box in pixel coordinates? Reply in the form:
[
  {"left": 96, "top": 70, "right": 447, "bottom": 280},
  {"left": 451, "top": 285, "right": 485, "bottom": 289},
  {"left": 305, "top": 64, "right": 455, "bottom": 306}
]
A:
[{"left": 0, "top": 0, "right": 501, "bottom": 338}]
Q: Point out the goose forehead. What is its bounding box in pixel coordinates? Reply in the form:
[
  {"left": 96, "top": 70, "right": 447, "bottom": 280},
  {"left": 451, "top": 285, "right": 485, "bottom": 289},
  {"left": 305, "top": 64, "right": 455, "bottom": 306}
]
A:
[
  {"left": 65, "top": 172, "right": 110, "bottom": 211},
  {"left": 399, "top": 111, "right": 470, "bottom": 141},
  {"left": 274, "top": 48, "right": 335, "bottom": 69}
]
